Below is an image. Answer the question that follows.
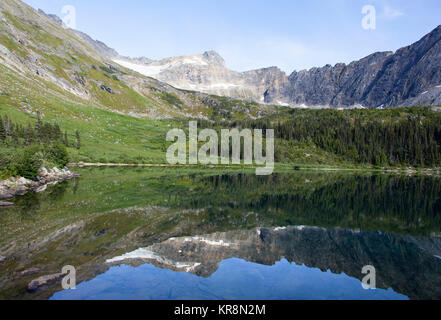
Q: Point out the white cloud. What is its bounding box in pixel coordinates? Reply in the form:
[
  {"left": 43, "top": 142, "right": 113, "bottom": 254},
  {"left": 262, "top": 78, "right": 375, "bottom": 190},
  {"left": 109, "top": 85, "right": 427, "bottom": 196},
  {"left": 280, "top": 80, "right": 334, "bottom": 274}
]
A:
[{"left": 383, "top": 6, "right": 404, "bottom": 19}]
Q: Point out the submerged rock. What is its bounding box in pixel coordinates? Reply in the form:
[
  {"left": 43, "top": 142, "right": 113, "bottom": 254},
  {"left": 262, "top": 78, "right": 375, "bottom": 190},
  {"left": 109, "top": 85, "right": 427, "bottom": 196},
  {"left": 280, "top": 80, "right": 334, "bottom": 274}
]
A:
[{"left": 0, "top": 201, "right": 14, "bottom": 207}]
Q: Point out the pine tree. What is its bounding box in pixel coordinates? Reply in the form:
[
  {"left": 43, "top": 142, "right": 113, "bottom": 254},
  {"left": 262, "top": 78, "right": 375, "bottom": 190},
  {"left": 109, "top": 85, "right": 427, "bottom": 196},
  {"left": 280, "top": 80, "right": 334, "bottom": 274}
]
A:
[
  {"left": 64, "top": 131, "right": 69, "bottom": 147},
  {"left": 12, "top": 129, "right": 19, "bottom": 144},
  {"left": 0, "top": 115, "right": 6, "bottom": 141},
  {"left": 54, "top": 124, "right": 62, "bottom": 142},
  {"left": 75, "top": 129, "right": 81, "bottom": 149},
  {"left": 25, "top": 122, "right": 34, "bottom": 145}
]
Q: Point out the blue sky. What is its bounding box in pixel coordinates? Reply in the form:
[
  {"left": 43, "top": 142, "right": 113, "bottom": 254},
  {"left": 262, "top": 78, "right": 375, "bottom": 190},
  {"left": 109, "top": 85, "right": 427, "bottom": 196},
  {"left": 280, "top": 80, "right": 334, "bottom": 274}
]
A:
[{"left": 23, "top": 0, "right": 441, "bottom": 73}]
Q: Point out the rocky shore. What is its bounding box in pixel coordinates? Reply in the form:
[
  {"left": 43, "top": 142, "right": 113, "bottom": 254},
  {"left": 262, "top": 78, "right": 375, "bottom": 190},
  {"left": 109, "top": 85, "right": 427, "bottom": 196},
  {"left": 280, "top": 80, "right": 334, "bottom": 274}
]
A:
[{"left": 0, "top": 167, "right": 78, "bottom": 205}]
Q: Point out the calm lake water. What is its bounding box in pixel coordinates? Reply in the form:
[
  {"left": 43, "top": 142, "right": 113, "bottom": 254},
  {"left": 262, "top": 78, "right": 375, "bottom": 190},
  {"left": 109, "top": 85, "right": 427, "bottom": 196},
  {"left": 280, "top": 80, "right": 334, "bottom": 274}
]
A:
[{"left": 0, "top": 167, "right": 440, "bottom": 300}]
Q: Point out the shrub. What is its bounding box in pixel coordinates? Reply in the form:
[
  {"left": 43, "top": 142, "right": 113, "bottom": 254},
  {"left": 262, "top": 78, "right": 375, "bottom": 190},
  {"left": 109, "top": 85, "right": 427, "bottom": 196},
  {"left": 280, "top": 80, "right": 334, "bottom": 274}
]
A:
[
  {"left": 46, "top": 143, "right": 70, "bottom": 168},
  {"left": 0, "top": 143, "right": 70, "bottom": 179},
  {"left": 6, "top": 145, "right": 43, "bottom": 179}
]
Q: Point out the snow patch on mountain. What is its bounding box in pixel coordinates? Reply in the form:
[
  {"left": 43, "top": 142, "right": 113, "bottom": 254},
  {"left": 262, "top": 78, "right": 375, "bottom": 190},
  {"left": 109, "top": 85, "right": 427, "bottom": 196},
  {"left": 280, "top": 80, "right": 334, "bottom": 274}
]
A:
[{"left": 113, "top": 59, "right": 166, "bottom": 77}]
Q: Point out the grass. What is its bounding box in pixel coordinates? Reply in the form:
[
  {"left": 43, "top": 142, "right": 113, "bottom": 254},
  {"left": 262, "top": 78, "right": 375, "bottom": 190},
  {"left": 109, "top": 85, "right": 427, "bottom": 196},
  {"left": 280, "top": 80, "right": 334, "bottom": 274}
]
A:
[{"left": 0, "top": 101, "right": 177, "bottom": 164}]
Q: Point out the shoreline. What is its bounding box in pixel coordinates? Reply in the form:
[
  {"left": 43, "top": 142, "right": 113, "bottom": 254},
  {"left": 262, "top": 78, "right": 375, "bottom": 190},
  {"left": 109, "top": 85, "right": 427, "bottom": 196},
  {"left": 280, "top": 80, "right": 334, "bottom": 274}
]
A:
[
  {"left": 2, "top": 163, "right": 439, "bottom": 206},
  {"left": 0, "top": 167, "right": 79, "bottom": 206},
  {"left": 67, "top": 162, "right": 441, "bottom": 174}
]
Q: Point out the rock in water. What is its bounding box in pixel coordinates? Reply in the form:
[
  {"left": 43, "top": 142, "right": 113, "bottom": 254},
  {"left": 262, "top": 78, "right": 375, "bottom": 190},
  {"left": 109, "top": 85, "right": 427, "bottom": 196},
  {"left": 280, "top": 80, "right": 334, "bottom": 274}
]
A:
[
  {"left": 0, "top": 167, "right": 77, "bottom": 200},
  {"left": 0, "top": 201, "right": 14, "bottom": 207}
]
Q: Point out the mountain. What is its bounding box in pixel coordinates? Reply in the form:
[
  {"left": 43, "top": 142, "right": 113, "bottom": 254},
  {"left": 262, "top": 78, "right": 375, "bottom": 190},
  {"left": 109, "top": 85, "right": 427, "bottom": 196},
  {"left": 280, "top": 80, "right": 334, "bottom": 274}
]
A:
[
  {"left": 0, "top": 0, "right": 439, "bottom": 124},
  {"left": 271, "top": 25, "right": 441, "bottom": 108},
  {"left": 38, "top": 9, "right": 119, "bottom": 59},
  {"left": 0, "top": 0, "right": 275, "bottom": 122},
  {"left": 116, "top": 26, "right": 441, "bottom": 109},
  {"left": 114, "top": 51, "right": 288, "bottom": 104}
]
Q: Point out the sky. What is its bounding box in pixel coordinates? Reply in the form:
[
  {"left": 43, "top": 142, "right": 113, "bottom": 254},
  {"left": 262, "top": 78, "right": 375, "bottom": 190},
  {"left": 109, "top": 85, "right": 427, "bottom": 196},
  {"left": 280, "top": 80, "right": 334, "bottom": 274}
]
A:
[{"left": 23, "top": 0, "right": 441, "bottom": 73}]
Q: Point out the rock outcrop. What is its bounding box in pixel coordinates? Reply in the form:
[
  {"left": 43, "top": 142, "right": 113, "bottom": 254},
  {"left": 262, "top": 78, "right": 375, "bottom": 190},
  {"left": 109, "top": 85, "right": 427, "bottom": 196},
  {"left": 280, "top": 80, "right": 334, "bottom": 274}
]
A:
[{"left": 0, "top": 167, "right": 78, "bottom": 202}]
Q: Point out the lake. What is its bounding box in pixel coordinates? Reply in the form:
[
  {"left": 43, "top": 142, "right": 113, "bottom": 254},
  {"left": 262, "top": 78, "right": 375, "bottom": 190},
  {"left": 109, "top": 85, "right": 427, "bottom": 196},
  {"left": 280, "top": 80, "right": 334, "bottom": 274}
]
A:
[{"left": 0, "top": 167, "right": 440, "bottom": 300}]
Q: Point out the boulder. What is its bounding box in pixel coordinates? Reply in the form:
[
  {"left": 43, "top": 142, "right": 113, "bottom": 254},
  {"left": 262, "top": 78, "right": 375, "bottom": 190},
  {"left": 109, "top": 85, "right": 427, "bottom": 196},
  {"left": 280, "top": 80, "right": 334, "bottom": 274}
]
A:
[
  {"left": 14, "top": 185, "right": 29, "bottom": 196},
  {"left": 52, "top": 167, "right": 61, "bottom": 174},
  {"left": 0, "top": 186, "right": 14, "bottom": 200},
  {"left": 34, "top": 185, "right": 47, "bottom": 193},
  {"left": 38, "top": 167, "right": 49, "bottom": 177},
  {"left": 16, "top": 177, "right": 31, "bottom": 185}
]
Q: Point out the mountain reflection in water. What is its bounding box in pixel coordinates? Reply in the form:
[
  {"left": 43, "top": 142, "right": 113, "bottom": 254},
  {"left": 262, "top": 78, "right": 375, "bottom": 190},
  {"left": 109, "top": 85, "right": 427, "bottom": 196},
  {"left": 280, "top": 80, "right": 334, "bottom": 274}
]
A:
[
  {"left": 52, "top": 226, "right": 440, "bottom": 300},
  {"left": 1, "top": 168, "right": 440, "bottom": 300}
]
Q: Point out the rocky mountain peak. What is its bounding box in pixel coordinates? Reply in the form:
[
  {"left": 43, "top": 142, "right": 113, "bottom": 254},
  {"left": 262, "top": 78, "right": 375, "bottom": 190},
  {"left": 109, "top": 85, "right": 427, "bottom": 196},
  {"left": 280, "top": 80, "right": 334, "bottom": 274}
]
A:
[
  {"left": 202, "top": 50, "right": 226, "bottom": 67},
  {"left": 37, "top": 9, "right": 63, "bottom": 26}
]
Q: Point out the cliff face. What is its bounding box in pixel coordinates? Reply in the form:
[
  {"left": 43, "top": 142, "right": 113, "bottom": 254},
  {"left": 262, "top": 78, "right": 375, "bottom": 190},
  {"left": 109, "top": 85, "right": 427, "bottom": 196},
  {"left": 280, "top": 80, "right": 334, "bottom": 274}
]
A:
[
  {"left": 270, "top": 52, "right": 392, "bottom": 107},
  {"left": 363, "top": 25, "right": 441, "bottom": 107},
  {"left": 267, "top": 26, "right": 441, "bottom": 108}
]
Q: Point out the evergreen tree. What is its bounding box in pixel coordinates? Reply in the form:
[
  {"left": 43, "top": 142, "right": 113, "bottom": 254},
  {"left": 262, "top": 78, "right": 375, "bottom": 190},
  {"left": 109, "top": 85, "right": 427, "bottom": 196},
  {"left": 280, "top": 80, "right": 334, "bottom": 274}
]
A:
[
  {"left": 25, "top": 122, "right": 34, "bottom": 145},
  {"left": 0, "top": 115, "right": 6, "bottom": 141},
  {"left": 64, "top": 131, "right": 69, "bottom": 147},
  {"left": 75, "top": 129, "right": 81, "bottom": 149},
  {"left": 53, "top": 123, "right": 62, "bottom": 142}
]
